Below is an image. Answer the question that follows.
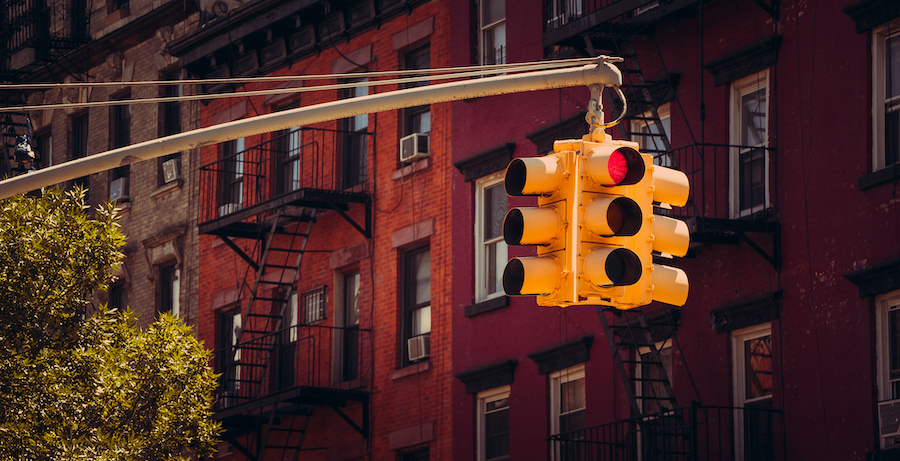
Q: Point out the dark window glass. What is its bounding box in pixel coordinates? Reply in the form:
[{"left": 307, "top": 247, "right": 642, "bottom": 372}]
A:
[
  {"left": 341, "top": 270, "right": 360, "bottom": 382},
  {"left": 218, "top": 139, "right": 245, "bottom": 213},
  {"left": 341, "top": 80, "right": 369, "bottom": 188},
  {"left": 110, "top": 92, "right": 131, "bottom": 149},
  {"left": 401, "top": 246, "right": 430, "bottom": 366},
  {"left": 401, "top": 448, "right": 429, "bottom": 461},
  {"left": 71, "top": 113, "right": 89, "bottom": 192},
  {"left": 484, "top": 396, "right": 510, "bottom": 461},
  {"left": 401, "top": 44, "right": 431, "bottom": 137},
  {"left": 108, "top": 283, "right": 127, "bottom": 310},
  {"left": 158, "top": 264, "right": 180, "bottom": 317}
]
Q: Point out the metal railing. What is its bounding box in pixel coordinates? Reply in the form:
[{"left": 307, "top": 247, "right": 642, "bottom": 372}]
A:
[
  {"left": 548, "top": 403, "right": 784, "bottom": 461},
  {"left": 215, "top": 323, "right": 371, "bottom": 410},
  {"left": 198, "top": 127, "right": 371, "bottom": 225}
]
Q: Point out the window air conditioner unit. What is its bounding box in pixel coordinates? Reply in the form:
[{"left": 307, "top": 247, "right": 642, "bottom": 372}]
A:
[
  {"left": 162, "top": 158, "right": 181, "bottom": 183},
  {"left": 218, "top": 203, "right": 242, "bottom": 217},
  {"left": 407, "top": 334, "right": 431, "bottom": 362},
  {"left": 400, "top": 133, "right": 429, "bottom": 163},
  {"left": 109, "top": 177, "right": 129, "bottom": 202},
  {"left": 879, "top": 399, "right": 900, "bottom": 441}
]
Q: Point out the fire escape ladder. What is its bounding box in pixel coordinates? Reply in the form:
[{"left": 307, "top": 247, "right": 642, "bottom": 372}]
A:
[{"left": 596, "top": 307, "right": 678, "bottom": 417}]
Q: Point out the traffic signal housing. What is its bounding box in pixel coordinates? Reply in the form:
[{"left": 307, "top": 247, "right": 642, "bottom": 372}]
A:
[{"left": 502, "top": 130, "right": 691, "bottom": 309}]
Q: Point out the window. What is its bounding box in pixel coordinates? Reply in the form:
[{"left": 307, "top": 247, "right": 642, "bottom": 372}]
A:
[
  {"left": 277, "top": 290, "right": 298, "bottom": 390},
  {"left": 636, "top": 341, "right": 673, "bottom": 415},
  {"left": 401, "top": 44, "right": 431, "bottom": 138},
  {"left": 301, "top": 285, "right": 327, "bottom": 324},
  {"left": 110, "top": 91, "right": 131, "bottom": 149},
  {"left": 340, "top": 270, "right": 360, "bottom": 382},
  {"left": 402, "top": 245, "right": 431, "bottom": 366},
  {"left": 477, "top": 386, "right": 510, "bottom": 461},
  {"left": 546, "top": 0, "right": 583, "bottom": 31},
  {"left": 341, "top": 80, "right": 369, "bottom": 189},
  {"left": 877, "top": 291, "right": 900, "bottom": 448},
  {"left": 730, "top": 72, "right": 769, "bottom": 218},
  {"left": 475, "top": 173, "right": 507, "bottom": 302},
  {"left": 158, "top": 71, "right": 182, "bottom": 186},
  {"left": 401, "top": 448, "right": 429, "bottom": 461},
  {"left": 108, "top": 282, "right": 128, "bottom": 310},
  {"left": 71, "top": 112, "right": 89, "bottom": 191},
  {"left": 630, "top": 103, "right": 672, "bottom": 167},
  {"left": 479, "top": 0, "right": 506, "bottom": 65},
  {"left": 217, "top": 308, "right": 242, "bottom": 404},
  {"left": 550, "top": 364, "right": 585, "bottom": 461},
  {"left": 34, "top": 131, "right": 51, "bottom": 168},
  {"left": 873, "top": 21, "right": 900, "bottom": 171},
  {"left": 732, "top": 323, "right": 774, "bottom": 461},
  {"left": 276, "top": 125, "right": 302, "bottom": 195},
  {"left": 158, "top": 263, "right": 181, "bottom": 317},
  {"left": 218, "top": 138, "right": 245, "bottom": 214}
]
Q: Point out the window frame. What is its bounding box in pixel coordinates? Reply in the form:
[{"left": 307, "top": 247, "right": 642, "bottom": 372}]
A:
[
  {"left": 877, "top": 290, "right": 900, "bottom": 448},
  {"left": 635, "top": 339, "right": 673, "bottom": 415},
  {"left": 217, "top": 307, "right": 242, "bottom": 403},
  {"left": 401, "top": 244, "right": 431, "bottom": 367},
  {"left": 158, "top": 70, "right": 183, "bottom": 186},
  {"left": 109, "top": 90, "right": 131, "bottom": 150},
  {"left": 401, "top": 43, "right": 431, "bottom": 138},
  {"left": 549, "top": 364, "right": 586, "bottom": 436},
  {"left": 340, "top": 79, "right": 369, "bottom": 189},
  {"left": 873, "top": 20, "right": 900, "bottom": 172},
  {"left": 630, "top": 103, "right": 672, "bottom": 166},
  {"left": 158, "top": 262, "right": 181, "bottom": 317},
  {"left": 300, "top": 285, "right": 327, "bottom": 325},
  {"left": 731, "top": 322, "right": 774, "bottom": 461},
  {"left": 477, "top": 385, "right": 511, "bottom": 461},
  {"left": 478, "top": 0, "right": 506, "bottom": 66},
  {"left": 219, "top": 138, "right": 245, "bottom": 212},
  {"left": 474, "top": 172, "right": 507, "bottom": 303},
  {"left": 729, "top": 71, "right": 770, "bottom": 218}
]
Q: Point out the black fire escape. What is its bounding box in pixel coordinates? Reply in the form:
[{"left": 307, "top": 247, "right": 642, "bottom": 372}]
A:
[
  {"left": 199, "top": 128, "right": 372, "bottom": 460},
  {"left": 0, "top": 0, "right": 89, "bottom": 177},
  {"left": 542, "top": 0, "right": 783, "bottom": 459}
]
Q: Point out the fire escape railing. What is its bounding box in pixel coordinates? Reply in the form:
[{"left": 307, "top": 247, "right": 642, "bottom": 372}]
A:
[
  {"left": 547, "top": 403, "right": 784, "bottom": 461},
  {"left": 215, "top": 324, "right": 371, "bottom": 410},
  {"left": 198, "top": 127, "right": 371, "bottom": 225}
]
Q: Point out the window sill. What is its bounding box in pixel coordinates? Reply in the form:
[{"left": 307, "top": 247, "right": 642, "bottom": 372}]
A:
[
  {"left": 859, "top": 163, "right": 900, "bottom": 190},
  {"left": 390, "top": 360, "right": 430, "bottom": 380},
  {"left": 464, "top": 295, "right": 509, "bottom": 317},
  {"left": 151, "top": 179, "right": 182, "bottom": 199},
  {"left": 336, "top": 378, "right": 366, "bottom": 390},
  {"left": 392, "top": 156, "right": 431, "bottom": 181},
  {"left": 114, "top": 201, "right": 132, "bottom": 214}
]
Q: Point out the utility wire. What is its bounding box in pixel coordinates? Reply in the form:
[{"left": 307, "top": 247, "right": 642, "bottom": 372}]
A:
[
  {"left": 0, "top": 59, "right": 598, "bottom": 113},
  {"left": 0, "top": 58, "right": 596, "bottom": 90}
]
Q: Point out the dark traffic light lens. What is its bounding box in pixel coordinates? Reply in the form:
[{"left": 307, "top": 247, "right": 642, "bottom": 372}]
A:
[
  {"left": 503, "top": 259, "right": 525, "bottom": 295},
  {"left": 605, "top": 248, "right": 642, "bottom": 286}
]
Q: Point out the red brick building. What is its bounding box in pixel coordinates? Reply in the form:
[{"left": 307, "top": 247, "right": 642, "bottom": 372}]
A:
[
  {"left": 168, "top": 0, "right": 453, "bottom": 459},
  {"left": 450, "top": 0, "right": 900, "bottom": 460}
]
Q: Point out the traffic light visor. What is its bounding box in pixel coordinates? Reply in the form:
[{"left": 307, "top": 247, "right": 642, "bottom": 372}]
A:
[
  {"left": 584, "top": 196, "right": 642, "bottom": 237},
  {"left": 503, "top": 207, "right": 561, "bottom": 246},
  {"left": 584, "top": 247, "right": 642, "bottom": 287},
  {"left": 585, "top": 146, "right": 645, "bottom": 186},
  {"left": 505, "top": 156, "right": 565, "bottom": 196},
  {"left": 503, "top": 257, "right": 562, "bottom": 295}
]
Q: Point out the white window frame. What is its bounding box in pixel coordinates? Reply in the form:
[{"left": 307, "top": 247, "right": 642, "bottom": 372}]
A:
[
  {"left": 873, "top": 20, "right": 900, "bottom": 172},
  {"left": 731, "top": 322, "right": 772, "bottom": 461},
  {"left": 876, "top": 289, "right": 900, "bottom": 448},
  {"left": 549, "top": 364, "right": 585, "bottom": 435},
  {"left": 478, "top": 0, "right": 506, "bottom": 66},
  {"left": 477, "top": 385, "right": 511, "bottom": 461},
  {"left": 475, "top": 172, "right": 508, "bottom": 303},
  {"left": 729, "top": 71, "right": 770, "bottom": 218}
]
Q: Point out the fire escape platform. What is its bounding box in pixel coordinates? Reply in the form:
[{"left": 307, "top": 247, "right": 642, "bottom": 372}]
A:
[
  {"left": 216, "top": 385, "right": 369, "bottom": 422},
  {"left": 198, "top": 188, "right": 371, "bottom": 239},
  {"left": 542, "top": 0, "right": 701, "bottom": 50}
]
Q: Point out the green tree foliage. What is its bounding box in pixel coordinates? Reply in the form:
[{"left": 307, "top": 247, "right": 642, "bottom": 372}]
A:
[{"left": 0, "top": 188, "right": 220, "bottom": 460}]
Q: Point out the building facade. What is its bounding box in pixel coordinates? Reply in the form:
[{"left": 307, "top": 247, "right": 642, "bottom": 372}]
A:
[
  {"left": 1, "top": 0, "right": 201, "bottom": 328},
  {"left": 450, "top": 0, "right": 900, "bottom": 460},
  {"left": 167, "top": 0, "right": 453, "bottom": 459}
]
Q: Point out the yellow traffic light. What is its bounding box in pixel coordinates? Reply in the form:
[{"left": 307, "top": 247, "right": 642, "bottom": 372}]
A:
[{"left": 502, "top": 150, "right": 575, "bottom": 306}]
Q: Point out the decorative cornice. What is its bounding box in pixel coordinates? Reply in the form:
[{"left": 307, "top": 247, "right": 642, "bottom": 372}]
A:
[
  {"left": 454, "top": 359, "right": 517, "bottom": 394},
  {"left": 526, "top": 336, "right": 593, "bottom": 375},
  {"left": 453, "top": 143, "right": 515, "bottom": 182},
  {"left": 704, "top": 37, "right": 781, "bottom": 87},
  {"left": 710, "top": 291, "right": 782, "bottom": 333},
  {"left": 844, "top": 0, "right": 900, "bottom": 33},
  {"left": 845, "top": 259, "right": 900, "bottom": 298}
]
